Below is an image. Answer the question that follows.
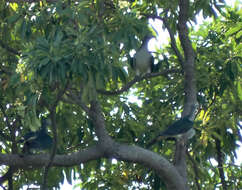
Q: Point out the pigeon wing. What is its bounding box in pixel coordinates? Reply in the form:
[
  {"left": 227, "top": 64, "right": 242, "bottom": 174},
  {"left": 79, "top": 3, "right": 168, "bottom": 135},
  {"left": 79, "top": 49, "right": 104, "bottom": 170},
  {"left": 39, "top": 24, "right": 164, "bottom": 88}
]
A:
[{"left": 159, "top": 118, "right": 194, "bottom": 137}]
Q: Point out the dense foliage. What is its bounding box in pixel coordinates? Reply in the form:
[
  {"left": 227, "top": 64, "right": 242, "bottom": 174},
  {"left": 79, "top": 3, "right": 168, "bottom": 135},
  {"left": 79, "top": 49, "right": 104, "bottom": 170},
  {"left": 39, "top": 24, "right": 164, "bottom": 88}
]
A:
[{"left": 0, "top": 0, "right": 241, "bottom": 189}]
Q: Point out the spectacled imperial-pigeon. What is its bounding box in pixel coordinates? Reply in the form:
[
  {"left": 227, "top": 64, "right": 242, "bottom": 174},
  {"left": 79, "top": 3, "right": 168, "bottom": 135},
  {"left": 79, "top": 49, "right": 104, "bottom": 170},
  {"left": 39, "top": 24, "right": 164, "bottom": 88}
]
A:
[
  {"left": 147, "top": 103, "right": 199, "bottom": 147},
  {"left": 130, "top": 36, "right": 155, "bottom": 76},
  {"left": 20, "top": 118, "right": 53, "bottom": 155}
]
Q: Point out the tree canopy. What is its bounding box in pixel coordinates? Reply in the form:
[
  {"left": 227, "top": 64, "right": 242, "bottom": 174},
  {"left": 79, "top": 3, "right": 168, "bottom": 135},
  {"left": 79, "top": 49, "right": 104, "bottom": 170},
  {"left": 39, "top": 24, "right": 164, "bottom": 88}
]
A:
[{"left": 0, "top": 0, "right": 241, "bottom": 189}]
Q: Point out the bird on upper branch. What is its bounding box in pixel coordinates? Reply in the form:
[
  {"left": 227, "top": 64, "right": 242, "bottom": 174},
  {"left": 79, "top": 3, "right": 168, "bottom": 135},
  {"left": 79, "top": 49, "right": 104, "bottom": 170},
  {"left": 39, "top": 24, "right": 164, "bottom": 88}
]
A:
[
  {"left": 130, "top": 35, "right": 158, "bottom": 76},
  {"left": 147, "top": 103, "right": 199, "bottom": 148},
  {"left": 20, "top": 118, "right": 53, "bottom": 155}
]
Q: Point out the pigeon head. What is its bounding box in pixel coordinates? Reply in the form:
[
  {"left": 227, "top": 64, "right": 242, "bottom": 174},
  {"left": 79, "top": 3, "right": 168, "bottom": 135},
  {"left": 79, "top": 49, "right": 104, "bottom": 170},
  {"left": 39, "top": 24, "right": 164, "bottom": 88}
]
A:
[{"left": 187, "top": 103, "right": 199, "bottom": 121}]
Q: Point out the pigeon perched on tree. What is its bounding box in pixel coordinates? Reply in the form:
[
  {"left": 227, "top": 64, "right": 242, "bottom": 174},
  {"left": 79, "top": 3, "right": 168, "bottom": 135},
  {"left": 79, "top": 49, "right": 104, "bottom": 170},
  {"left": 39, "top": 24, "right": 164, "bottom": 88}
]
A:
[
  {"left": 20, "top": 118, "right": 53, "bottom": 155},
  {"left": 147, "top": 103, "right": 199, "bottom": 147},
  {"left": 130, "top": 36, "right": 156, "bottom": 76}
]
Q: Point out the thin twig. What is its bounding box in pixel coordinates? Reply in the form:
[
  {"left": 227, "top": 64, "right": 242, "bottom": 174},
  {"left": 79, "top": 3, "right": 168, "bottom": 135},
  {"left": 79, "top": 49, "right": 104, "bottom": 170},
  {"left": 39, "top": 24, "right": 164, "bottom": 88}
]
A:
[
  {"left": 41, "top": 84, "right": 68, "bottom": 190},
  {"left": 143, "top": 13, "right": 185, "bottom": 67},
  {"left": 186, "top": 150, "right": 201, "bottom": 190}
]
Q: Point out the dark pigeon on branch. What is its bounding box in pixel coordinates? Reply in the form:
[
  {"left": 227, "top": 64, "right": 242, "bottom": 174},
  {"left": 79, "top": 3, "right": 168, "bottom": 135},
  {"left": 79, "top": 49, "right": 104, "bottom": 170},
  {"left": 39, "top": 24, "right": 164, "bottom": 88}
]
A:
[
  {"left": 20, "top": 118, "right": 53, "bottom": 155},
  {"left": 147, "top": 103, "right": 199, "bottom": 147}
]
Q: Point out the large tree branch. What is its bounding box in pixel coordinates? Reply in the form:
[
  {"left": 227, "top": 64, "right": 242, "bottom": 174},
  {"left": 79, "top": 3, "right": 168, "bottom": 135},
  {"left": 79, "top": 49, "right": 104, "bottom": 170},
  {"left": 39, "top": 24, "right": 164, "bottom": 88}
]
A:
[
  {"left": 60, "top": 89, "right": 186, "bottom": 189},
  {"left": 0, "top": 98, "right": 187, "bottom": 189},
  {"left": 114, "top": 144, "right": 186, "bottom": 189},
  {"left": 87, "top": 100, "right": 187, "bottom": 189},
  {"left": 0, "top": 143, "right": 186, "bottom": 189},
  {"left": 178, "top": 0, "right": 197, "bottom": 113},
  {"left": 0, "top": 146, "right": 103, "bottom": 167},
  {"left": 174, "top": 0, "right": 197, "bottom": 187}
]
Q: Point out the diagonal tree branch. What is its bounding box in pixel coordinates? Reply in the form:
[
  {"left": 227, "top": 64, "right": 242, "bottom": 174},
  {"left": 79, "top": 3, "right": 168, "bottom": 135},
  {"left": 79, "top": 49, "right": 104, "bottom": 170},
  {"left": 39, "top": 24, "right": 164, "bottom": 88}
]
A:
[
  {"left": 88, "top": 100, "right": 187, "bottom": 189},
  {"left": 97, "top": 69, "right": 180, "bottom": 96},
  {"left": 114, "top": 144, "right": 186, "bottom": 190},
  {"left": 162, "top": 16, "right": 186, "bottom": 68},
  {"left": 89, "top": 101, "right": 114, "bottom": 150}
]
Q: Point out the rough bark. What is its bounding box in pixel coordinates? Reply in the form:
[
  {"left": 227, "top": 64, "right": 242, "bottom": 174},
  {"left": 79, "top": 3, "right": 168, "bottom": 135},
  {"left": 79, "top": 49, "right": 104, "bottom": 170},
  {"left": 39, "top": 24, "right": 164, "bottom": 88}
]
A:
[
  {"left": 0, "top": 101, "right": 187, "bottom": 189},
  {"left": 174, "top": 0, "right": 197, "bottom": 188},
  {"left": 89, "top": 101, "right": 187, "bottom": 189},
  {"left": 0, "top": 146, "right": 187, "bottom": 189}
]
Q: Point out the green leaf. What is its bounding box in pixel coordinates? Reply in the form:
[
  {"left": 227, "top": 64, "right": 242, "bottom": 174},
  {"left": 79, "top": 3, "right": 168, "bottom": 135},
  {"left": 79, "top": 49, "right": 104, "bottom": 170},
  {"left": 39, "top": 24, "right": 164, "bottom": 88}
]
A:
[
  {"left": 39, "top": 57, "right": 50, "bottom": 68},
  {"left": 225, "top": 23, "right": 242, "bottom": 37},
  {"left": 54, "top": 29, "right": 64, "bottom": 47},
  {"left": 237, "top": 82, "right": 242, "bottom": 100}
]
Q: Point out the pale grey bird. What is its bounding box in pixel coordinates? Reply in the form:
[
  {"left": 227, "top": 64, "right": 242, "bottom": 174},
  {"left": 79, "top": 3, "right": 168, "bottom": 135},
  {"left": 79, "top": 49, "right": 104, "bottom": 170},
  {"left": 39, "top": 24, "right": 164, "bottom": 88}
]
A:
[{"left": 130, "top": 36, "right": 155, "bottom": 76}]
